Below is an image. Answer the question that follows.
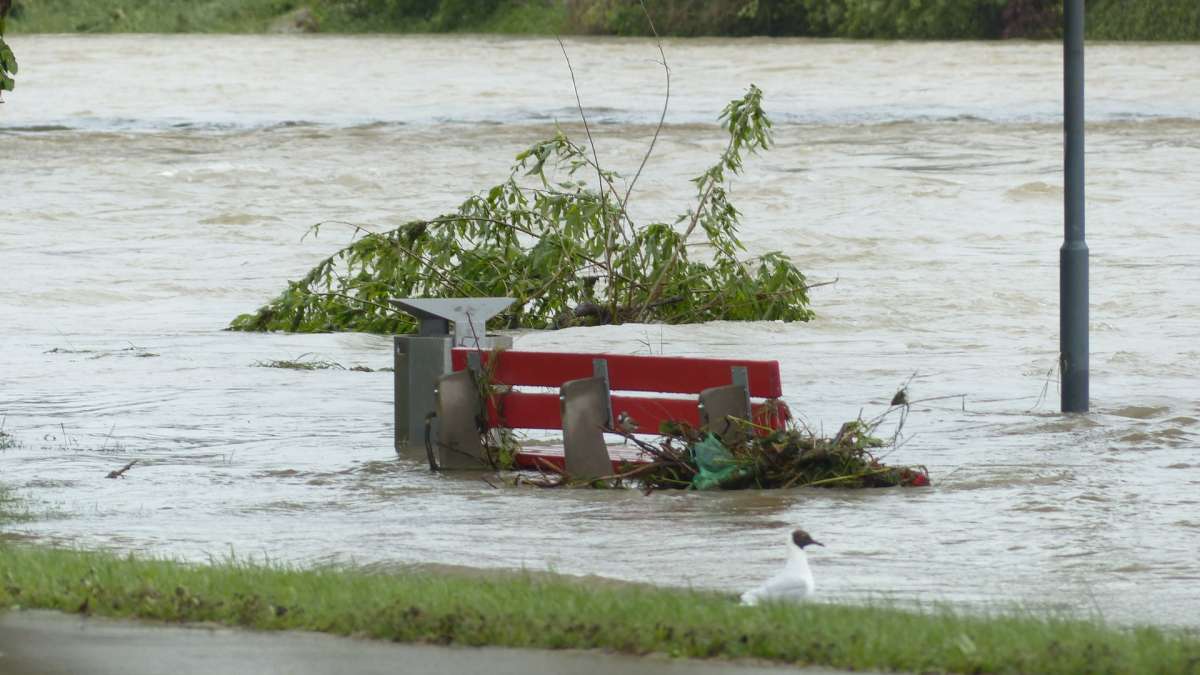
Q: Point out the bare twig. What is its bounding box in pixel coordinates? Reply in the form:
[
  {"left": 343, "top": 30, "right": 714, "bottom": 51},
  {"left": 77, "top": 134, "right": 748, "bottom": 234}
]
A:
[
  {"left": 556, "top": 36, "right": 619, "bottom": 315},
  {"left": 304, "top": 220, "right": 372, "bottom": 242},
  {"left": 618, "top": 0, "right": 673, "bottom": 311},
  {"left": 907, "top": 394, "right": 969, "bottom": 407},
  {"left": 99, "top": 423, "right": 117, "bottom": 452},
  {"left": 605, "top": 427, "right": 675, "bottom": 463},
  {"left": 804, "top": 276, "right": 839, "bottom": 291},
  {"left": 621, "top": 0, "right": 671, "bottom": 215},
  {"left": 309, "top": 292, "right": 397, "bottom": 315},
  {"left": 1027, "top": 366, "right": 1057, "bottom": 412},
  {"left": 556, "top": 36, "right": 606, "bottom": 209}
]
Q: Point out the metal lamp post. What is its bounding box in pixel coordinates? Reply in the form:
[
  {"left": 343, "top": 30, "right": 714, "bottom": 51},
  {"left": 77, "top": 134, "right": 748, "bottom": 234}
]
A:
[{"left": 1061, "top": 0, "right": 1089, "bottom": 413}]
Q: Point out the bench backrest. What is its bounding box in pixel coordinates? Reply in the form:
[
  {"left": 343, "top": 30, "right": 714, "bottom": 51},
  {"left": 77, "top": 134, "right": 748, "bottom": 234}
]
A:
[{"left": 450, "top": 348, "right": 788, "bottom": 434}]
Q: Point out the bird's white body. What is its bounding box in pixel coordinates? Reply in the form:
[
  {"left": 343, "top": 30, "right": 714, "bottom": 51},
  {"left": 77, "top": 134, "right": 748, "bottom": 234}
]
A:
[{"left": 740, "top": 536, "right": 816, "bottom": 606}]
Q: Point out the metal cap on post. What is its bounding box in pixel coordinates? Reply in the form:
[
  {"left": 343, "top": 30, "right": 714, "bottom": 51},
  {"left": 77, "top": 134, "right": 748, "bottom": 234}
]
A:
[
  {"left": 1061, "top": 0, "right": 1089, "bottom": 413},
  {"left": 390, "top": 297, "right": 515, "bottom": 348}
]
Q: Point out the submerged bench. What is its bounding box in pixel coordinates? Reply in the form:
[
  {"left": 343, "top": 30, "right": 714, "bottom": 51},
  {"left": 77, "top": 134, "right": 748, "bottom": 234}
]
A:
[{"left": 429, "top": 348, "right": 791, "bottom": 478}]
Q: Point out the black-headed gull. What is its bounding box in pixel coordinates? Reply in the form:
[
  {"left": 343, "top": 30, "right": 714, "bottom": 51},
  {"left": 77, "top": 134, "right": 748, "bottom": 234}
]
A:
[{"left": 740, "top": 529, "right": 824, "bottom": 606}]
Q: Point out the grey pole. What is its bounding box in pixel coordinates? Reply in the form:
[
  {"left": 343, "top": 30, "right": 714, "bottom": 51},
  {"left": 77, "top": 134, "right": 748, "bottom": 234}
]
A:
[{"left": 1061, "top": 0, "right": 1089, "bottom": 412}]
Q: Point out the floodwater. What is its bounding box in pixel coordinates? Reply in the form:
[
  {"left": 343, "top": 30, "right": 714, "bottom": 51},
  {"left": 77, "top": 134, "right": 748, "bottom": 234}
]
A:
[{"left": 2, "top": 35, "right": 1199, "bottom": 627}]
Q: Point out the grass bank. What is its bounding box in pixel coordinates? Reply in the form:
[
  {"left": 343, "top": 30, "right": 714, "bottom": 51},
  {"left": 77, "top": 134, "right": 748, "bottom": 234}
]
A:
[
  {"left": 1, "top": 546, "right": 1199, "bottom": 673},
  {"left": 6, "top": 0, "right": 1199, "bottom": 40}
]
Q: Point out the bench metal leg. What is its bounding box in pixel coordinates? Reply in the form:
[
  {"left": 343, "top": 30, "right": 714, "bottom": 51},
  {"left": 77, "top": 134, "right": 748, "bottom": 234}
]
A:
[
  {"left": 560, "top": 376, "right": 614, "bottom": 481},
  {"left": 699, "top": 366, "right": 752, "bottom": 446},
  {"left": 433, "top": 369, "right": 488, "bottom": 470}
]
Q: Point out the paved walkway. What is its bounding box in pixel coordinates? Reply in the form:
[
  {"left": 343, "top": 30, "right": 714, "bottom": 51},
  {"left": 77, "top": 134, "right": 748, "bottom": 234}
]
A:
[{"left": 0, "top": 610, "right": 853, "bottom": 675}]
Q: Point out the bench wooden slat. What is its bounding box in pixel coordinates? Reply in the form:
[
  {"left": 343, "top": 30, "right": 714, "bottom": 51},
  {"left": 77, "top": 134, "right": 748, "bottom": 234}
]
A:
[
  {"left": 484, "top": 392, "right": 788, "bottom": 433},
  {"left": 452, "top": 349, "right": 783, "bottom": 398},
  {"left": 485, "top": 392, "right": 696, "bottom": 431}
]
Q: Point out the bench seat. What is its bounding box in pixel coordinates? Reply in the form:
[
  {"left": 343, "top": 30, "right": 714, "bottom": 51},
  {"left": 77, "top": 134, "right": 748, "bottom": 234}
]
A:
[{"left": 430, "top": 348, "right": 791, "bottom": 477}]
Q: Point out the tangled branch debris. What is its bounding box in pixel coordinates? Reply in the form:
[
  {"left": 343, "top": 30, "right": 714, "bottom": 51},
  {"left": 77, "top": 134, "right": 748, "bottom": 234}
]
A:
[
  {"left": 626, "top": 418, "right": 929, "bottom": 491},
  {"left": 486, "top": 387, "right": 929, "bottom": 492}
]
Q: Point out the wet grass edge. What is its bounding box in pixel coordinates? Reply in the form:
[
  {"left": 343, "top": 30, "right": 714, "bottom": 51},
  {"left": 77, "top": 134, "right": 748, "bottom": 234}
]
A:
[{"left": 1, "top": 545, "right": 1199, "bottom": 674}]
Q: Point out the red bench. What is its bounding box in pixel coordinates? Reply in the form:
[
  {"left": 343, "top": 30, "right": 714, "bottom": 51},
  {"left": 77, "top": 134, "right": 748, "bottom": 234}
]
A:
[{"left": 429, "top": 348, "right": 790, "bottom": 477}]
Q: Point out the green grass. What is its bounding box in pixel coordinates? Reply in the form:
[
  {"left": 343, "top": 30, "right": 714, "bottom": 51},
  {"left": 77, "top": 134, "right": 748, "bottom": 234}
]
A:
[{"left": 1, "top": 545, "right": 1199, "bottom": 673}]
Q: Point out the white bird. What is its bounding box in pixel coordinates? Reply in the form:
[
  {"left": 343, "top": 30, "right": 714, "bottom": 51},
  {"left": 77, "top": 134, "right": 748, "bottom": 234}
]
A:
[{"left": 740, "top": 529, "right": 824, "bottom": 606}]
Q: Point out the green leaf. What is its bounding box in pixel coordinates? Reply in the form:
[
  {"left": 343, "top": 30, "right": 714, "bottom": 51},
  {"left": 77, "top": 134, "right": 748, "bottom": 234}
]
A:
[{"left": 0, "top": 43, "right": 16, "bottom": 75}]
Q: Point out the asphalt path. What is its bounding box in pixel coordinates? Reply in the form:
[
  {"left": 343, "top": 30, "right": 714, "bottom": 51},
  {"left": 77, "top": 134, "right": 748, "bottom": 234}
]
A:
[{"left": 0, "top": 610, "right": 853, "bottom": 675}]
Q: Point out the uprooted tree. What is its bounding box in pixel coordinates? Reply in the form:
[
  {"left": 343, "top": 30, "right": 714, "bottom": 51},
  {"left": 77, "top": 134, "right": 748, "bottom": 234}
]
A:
[{"left": 231, "top": 65, "right": 815, "bottom": 334}]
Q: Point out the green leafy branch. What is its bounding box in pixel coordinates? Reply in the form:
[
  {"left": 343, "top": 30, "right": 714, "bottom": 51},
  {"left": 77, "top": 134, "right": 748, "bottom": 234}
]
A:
[
  {"left": 230, "top": 83, "right": 814, "bottom": 335},
  {"left": 0, "top": 1, "right": 17, "bottom": 98},
  {"left": 230, "top": 36, "right": 815, "bottom": 335}
]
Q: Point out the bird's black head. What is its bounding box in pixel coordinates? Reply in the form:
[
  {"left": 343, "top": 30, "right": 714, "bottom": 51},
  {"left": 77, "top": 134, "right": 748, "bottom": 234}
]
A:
[{"left": 791, "top": 529, "right": 824, "bottom": 549}]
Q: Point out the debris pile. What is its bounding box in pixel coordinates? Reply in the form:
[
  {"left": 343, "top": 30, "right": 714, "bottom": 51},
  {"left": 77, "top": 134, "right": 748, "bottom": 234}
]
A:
[
  {"left": 503, "top": 412, "right": 930, "bottom": 492},
  {"left": 609, "top": 418, "right": 929, "bottom": 492}
]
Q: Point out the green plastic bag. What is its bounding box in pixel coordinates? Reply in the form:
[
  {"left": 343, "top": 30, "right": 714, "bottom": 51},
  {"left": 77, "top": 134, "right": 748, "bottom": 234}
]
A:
[{"left": 690, "top": 433, "right": 750, "bottom": 490}]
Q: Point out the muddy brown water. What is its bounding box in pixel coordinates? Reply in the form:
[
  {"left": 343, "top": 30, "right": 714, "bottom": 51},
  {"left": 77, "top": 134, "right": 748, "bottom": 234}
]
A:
[{"left": 2, "top": 35, "right": 1199, "bottom": 627}]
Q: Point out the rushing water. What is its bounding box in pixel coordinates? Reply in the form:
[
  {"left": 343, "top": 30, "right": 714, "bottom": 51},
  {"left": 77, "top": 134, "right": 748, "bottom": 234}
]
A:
[{"left": 2, "top": 35, "right": 1199, "bottom": 627}]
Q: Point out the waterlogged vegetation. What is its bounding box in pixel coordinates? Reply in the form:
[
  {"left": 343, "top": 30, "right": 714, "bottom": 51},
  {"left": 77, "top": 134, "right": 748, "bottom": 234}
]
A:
[
  {"left": 231, "top": 84, "right": 816, "bottom": 334},
  {"left": 1, "top": 547, "right": 1199, "bottom": 673},
  {"left": 252, "top": 354, "right": 390, "bottom": 371},
  {"left": 632, "top": 419, "right": 931, "bottom": 491},
  {"left": 5, "top": 0, "right": 1198, "bottom": 40}
]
